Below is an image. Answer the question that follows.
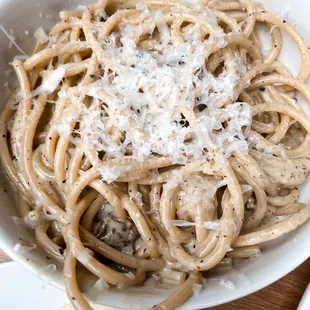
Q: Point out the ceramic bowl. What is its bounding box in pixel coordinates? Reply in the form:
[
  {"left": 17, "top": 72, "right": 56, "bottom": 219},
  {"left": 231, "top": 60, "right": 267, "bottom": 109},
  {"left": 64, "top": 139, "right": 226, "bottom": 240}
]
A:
[{"left": 0, "top": 0, "right": 309, "bottom": 309}]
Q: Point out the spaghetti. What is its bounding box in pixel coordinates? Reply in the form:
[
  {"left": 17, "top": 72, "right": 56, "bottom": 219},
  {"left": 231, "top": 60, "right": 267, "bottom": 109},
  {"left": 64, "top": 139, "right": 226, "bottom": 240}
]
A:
[{"left": 1, "top": 0, "right": 310, "bottom": 309}]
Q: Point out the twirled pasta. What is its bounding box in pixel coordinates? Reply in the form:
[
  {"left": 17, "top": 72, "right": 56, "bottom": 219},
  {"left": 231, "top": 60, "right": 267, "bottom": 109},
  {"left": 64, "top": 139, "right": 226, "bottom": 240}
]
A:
[{"left": 1, "top": 1, "right": 310, "bottom": 309}]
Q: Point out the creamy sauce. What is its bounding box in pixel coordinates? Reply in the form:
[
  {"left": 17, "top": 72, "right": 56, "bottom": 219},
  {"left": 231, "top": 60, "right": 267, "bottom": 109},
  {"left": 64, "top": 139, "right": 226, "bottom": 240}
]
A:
[
  {"left": 250, "top": 150, "right": 310, "bottom": 187},
  {"left": 92, "top": 204, "right": 139, "bottom": 252}
]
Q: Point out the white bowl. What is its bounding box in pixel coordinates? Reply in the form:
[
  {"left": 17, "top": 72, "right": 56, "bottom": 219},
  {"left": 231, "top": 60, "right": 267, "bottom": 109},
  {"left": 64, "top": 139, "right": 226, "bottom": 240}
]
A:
[{"left": 0, "top": 0, "right": 309, "bottom": 309}]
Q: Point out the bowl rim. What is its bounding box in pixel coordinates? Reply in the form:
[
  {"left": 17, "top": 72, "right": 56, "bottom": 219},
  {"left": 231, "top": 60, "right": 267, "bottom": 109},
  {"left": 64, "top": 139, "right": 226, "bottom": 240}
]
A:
[
  {"left": 0, "top": 0, "right": 310, "bottom": 309},
  {"left": 1, "top": 235, "right": 309, "bottom": 309}
]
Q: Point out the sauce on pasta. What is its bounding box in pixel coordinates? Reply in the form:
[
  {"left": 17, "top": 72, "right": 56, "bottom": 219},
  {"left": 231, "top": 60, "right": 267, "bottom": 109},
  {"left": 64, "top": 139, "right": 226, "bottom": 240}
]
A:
[{"left": 1, "top": 0, "right": 310, "bottom": 309}]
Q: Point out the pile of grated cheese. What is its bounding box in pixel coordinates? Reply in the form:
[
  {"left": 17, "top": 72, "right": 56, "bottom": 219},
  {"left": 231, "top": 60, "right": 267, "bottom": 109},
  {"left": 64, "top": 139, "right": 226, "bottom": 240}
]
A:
[{"left": 50, "top": 7, "right": 252, "bottom": 181}]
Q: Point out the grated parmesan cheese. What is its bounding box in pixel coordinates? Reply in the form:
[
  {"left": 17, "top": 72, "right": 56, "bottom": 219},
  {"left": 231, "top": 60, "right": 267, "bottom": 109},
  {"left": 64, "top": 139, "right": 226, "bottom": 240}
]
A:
[
  {"left": 142, "top": 277, "right": 165, "bottom": 294},
  {"left": 86, "top": 278, "right": 109, "bottom": 301},
  {"left": 53, "top": 8, "right": 252, "bottom": 184},
  {"left": 154, "top": 10, "right": 171, "bottom": 49},
  {"left": 163, "top": 181, "right": 179, "bottom": 191},
  {"left": 34, "top": 26, "right": 49, "bottom": 44},
  {"left": 77, "top": 5, "right": 88, "bottom": 10},
  {"left": 125, "top": 272, "right": 136, "bottom": 280},
  {"left": 203, "top": 220, "right": 221, "bottom": 230},
  {"left": 219, "top": 278, "right": 235, "bottom": 290},
  {"left": 226, "top": 245, "right": 233, "bottom": 252},
  {"left": 172, "top": 220, "right": 196, "bottom": 227},
  {"left": 192, "top": 283, "right": 203, "bottom": 296},
  {"left": 13, "top": 55, "right": 28, "bottom": 60},
  {"left": 32, "top": 66, "right": 65, "bottom": 97},
  {"left": 172, "top": 219, "right": 221, "bottom": 230},
  {"left": 182, "top": 0, "right": 200, "bottom": 5},
  {"left": 132, "top": 191, "right": 144, "bottom": 208},
  {"left": 241, "top": 184, "right": 253, "bottom": 193},
  {"left": 99, "top": 165, "right": 130, "bottom": 184}
]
